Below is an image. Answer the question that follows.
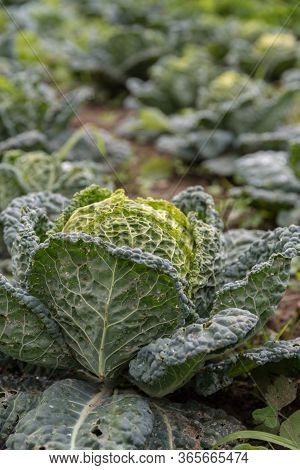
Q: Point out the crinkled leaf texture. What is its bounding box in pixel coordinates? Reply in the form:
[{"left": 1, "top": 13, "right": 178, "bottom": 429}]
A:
[
  {"left": 129, "top": 308, "right": 257, "bottom": 397},
  {"left": 129, "top": 225, "right": 300, "bottom": 397},
  {"left": 28, "top": 233, "right": 190, "bottom": 381},
  {"left": 0, "top": 185, "right": 299, "bottom": 400},
  {"left": 193, "top": 338, "right": 300, "bottom": 396},
  {"left": 234, "top": 151, "right": 300, "bottom": 192},
  {"left": 0, "top": 392, "right": 39, "bottom": 446},
  {"left": 6, "top": 379, "right": 242, "bottom": 450},
  {"left": 0, "top": 274, "right": 75, "bottom": 368},
  {"left": 0, "top": 191, "right": 69, "bottom": 252}
]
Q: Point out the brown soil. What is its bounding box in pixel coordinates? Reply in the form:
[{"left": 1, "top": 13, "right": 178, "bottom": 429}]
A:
[
  {"left": 73, "top": 104, "right": 134, "bottom": 132},
  {"left": 270, "top": 289, "right": 300, "bottom": 338}
]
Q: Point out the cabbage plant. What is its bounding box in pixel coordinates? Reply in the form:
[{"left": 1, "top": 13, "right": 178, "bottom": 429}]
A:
[
  {"left": 70, "top": 25, "right": 166, "bottom": 94},
  {"left": 225, "top": 140, "right": 300, "bottom": 226},
  {"left": 126, "top": 45, "right": 219, "bottom": 114},
  {"left": 120, "top": 72, "right": 297, "bottom": 162},
  {"left": 0, "top": 185, "right": 299, "bottom": 449},
  {"left": 0, "top": 67, "right": 90, "bottom": 142},
  {"left": 229, "top": 31, "right": 299, "bottom": 81},
  {"left": 0, "top": 126, "right": 131, "bottom": 211}
]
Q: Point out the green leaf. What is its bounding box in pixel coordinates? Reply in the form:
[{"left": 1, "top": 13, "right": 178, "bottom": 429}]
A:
[
  {"left": 49, "top": 185, "right": 112, "bottom": 235},
  {"left": 28, "top": 233, "right": 190, "bottom": 381},
  {"left": 7, "top": 380, "right": 153, "bottom": 450},
  {"left": 215, "top": 430, "right": 298, "bottom": 450},
  {"left": 265, "top": 376, "right": 297, "bottom": 410},
  {"left": 172, "top": 186, "right": 223, "bottom": 317},
  {"left": 252, "top": 89, "right": 298, "bottom": 134},
  {"left": 0, "top": 131, "right": 47, "bottom": 154},
  {"left": 0, "top": 274, "right": 74, "bottom": 368},
  {"left": 188, "top": 215, "right": 222, "bottom": 317},
  {"left": 280, "top": 411, "right": 300, "bottom": 448},
  {"left": 129, "top": 308, "right": 257, "bottom": 397},
  {"left": 147, "top": 400, "right": 242, "bottom": 450},
  {"left": 46, "top": 87, "right": 92, "bottom": 137},
  {"left": 234, "top": 150, "right": 300, "bottom": 192},
  {"left": 0, "top": 191, "right": 69, "bottom": 252},
  {"left": 213, "top": 225, "right": 300, "bottom": 336},
  {"left": 223, "top": 225, "right": 300, "bottom": 284},
  {"left": 172, "top": 185, "right": 223, "bottom": 230},
  {"left": 6, "top": 379, "right": 242, "bottom": 450},
  {"left": 193, "top": 338, "right": 300, "bottom": 396},
  {"left": 0, "top": 392, "right": 40, "bottom": 444},
  {"left": 233, "top": 444, "right": 268, "bottom": 450},
  {"left": 252, "top": 406, "right": 279, "bottom": 429},
  {"left": 9, "top": 151, "right": 60, "bottom": 193},
  {"left": 139, "top": 108, "right": 171, "bottom": 132},
  {"left": 55, "top": 126, "right": 106, "bottom": 162}
]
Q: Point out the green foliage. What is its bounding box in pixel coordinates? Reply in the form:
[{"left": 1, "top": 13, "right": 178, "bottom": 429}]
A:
[
  {"left": 0, "top": 185, "right": 298, "bottom": 449},
  {"left": 5, "top": 378, "right": 242, "bottom": 450},
  {"left": 1, "top": 0, "right": 300, "bottom": 452},
  {"left": 230, "top": 142, "right": 300, "bottom": 226},
  {"left": 216, "top": 376, "right": 300, "bottom": 450}
]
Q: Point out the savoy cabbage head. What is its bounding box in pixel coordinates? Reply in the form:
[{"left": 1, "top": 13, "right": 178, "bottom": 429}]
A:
[
  {"left": 0, "top": 185, "right": 299, "bottom": 449},
  {"left": 0, "top": 126, "right": 131, "bottom": 211}
]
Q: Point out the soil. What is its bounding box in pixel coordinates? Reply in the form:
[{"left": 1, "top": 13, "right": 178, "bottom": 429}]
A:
[{"left": 270, "top": 289, "right": 300, "bottom": 338}]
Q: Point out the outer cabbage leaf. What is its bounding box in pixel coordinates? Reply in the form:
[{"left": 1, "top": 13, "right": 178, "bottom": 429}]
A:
[
  {"left": 236, "top": 125, "right": 300, "bottom": 155},
  {"left": 147, "top": 400, "right": 242, "bottom": 450},
  {"left": 10, "top": 209, "right": 52, "bottom": 287},
  {"left": 156, "top": 130, "right": 233, "bottom": 163},
  {"left": 223, "top": 225, "right": 300, "bottom": 283},
  {"left": 223, "top": 229, "right": 265, "bottom": 268},
  {"left": 28, "top": 233, "right": 191, "bottom": 381},
  {"left": 129, "top": 226, "right": 299, "bottom": 397},
  {"left": 0, "top": 274, "right": 74, "bottom": 368},
  {"left": 0, "top": 392, "right": 39, "bottom": 447},
  {"left": 7, "top": 379, "right": 154, "bottom": 450},
  {"left": 0, "top": 131, "right": 47, "bottom": 155},
  {"left": 230, "top": 186, "right": 299, "bottom": 212},
  {"left": 129, "top": 308, "right": 257, "bottom": 397},
  {"left": 234, "top": 151, "right": 300, "bottom": 192},
  {"left": 193, "top": 338, "right": 300, "bottom": 396},
  {"left": 0, "top": 191, "right": 69, "bottom": 252},
  {"left": 213, "top": 254, "right": 297, "bottom": 334},
  {"left": 6, "top": 379, "right": 242, "bottom": 450}
]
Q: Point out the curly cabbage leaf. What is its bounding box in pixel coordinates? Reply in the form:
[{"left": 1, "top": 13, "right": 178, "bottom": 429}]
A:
[
  {"left": 194, "top": 338, "right": 300, "bottom": 396},
  {"left": 6, "top": 379, "right": 242, "bottom": 450},
  {"left": 0, "top": 274, "right": 75, "bottom": 368},
  {"left": 28, "top": 233, "right": 190, "bottom": 380}
]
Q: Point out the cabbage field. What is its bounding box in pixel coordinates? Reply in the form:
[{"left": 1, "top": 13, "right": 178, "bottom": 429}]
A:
[{"left": 0, "top": 0, "right": 300, "bottom": 451}]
